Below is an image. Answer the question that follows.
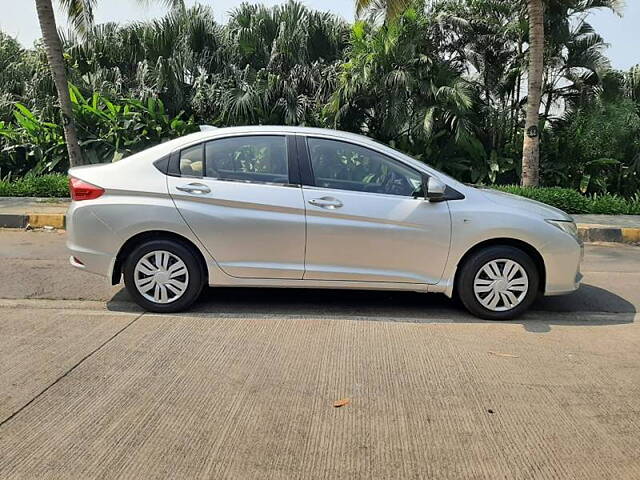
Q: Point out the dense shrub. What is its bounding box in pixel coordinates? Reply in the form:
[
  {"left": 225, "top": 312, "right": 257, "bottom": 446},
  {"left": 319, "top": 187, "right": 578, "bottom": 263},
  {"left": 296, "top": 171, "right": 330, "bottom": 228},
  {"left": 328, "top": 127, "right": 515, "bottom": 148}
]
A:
[
  {"left": 492, "top": 186, "right": 640, "bottom": 215},
  {"left": 587, "top": 193, "right": 640, "bottom": 215},
  {"left": 0, "top": 173, "right": 68, "bottom": 197},
  {"left": 0, "top": 89, "right": 197, "bottom": 176},
  {"left": 541, "top": 98, "right": 640, "bottom": 196},
  {"left": 491, "top": 186, "right": 589, "bottom": 213}
]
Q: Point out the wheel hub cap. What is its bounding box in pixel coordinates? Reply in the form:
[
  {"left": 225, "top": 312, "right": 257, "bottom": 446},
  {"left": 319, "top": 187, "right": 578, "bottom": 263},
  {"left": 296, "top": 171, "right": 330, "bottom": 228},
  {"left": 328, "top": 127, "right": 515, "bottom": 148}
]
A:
[
  {"left": 473, "top": 259, "right": 529, "bottom": 312},
  {"left": 133, "top": 250, "right": 189, "bottom": 304},
  {"left": 154, "top": 271, "right": 170, "bottom": 284}
]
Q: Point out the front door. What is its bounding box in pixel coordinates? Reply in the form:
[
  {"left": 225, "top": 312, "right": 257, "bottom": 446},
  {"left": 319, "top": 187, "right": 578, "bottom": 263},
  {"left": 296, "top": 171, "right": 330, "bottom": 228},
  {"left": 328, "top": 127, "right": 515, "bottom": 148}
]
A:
[
  {"left": 168, "top": 134, "right": 306, "bottom": 279},
  {"left": 300, "top": 136, "right": 451, "bottom": 284}
]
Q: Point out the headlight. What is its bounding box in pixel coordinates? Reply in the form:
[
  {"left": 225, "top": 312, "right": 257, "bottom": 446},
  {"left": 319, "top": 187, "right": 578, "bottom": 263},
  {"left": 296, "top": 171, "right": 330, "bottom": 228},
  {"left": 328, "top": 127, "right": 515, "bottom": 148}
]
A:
[{"left": 546, "top": 219, "right": 579, "bottom": 240}]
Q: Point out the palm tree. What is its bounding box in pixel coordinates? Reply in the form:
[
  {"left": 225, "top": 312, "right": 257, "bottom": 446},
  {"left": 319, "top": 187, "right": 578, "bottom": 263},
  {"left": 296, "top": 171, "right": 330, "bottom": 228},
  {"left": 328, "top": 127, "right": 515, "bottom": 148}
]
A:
[
  {"left": 34, "top": 0, "right": 185, "bottom": 167},
  {"left": 521, "top": 0, "right": 544, "bottom": 187},
  {"left": 35, "top": 0, "right": 83, "bottom": 167},
  {"left": 522, "top": 0, "right": 622, "bottom": 186}
]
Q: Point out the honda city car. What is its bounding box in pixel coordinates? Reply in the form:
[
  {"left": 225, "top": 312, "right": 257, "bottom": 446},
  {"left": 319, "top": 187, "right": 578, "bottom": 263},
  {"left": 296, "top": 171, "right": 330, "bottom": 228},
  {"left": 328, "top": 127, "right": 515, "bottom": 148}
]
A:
[{"left": 66, "top": 126, "right": 582, "bottom": 319}]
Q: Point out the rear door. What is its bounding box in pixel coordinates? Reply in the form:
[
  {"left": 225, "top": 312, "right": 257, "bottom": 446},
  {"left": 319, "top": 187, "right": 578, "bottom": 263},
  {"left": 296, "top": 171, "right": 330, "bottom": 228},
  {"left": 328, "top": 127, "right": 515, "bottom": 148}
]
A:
[
  {"left": 299, "top": 136, "right": 451, "bottom": 284},
  {"left": 167, "top": 134, "right": 306, "bottom": 279}
]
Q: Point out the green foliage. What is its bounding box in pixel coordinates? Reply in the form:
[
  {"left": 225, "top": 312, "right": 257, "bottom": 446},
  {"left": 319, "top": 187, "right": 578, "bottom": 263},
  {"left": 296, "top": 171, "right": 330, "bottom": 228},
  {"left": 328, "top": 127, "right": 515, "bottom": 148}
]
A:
[
  {"left": 328, "top": 8, "right": 485, "bottom": 182},
  {"left": 543, "top": 98, "right": 640, "bottom": 195},
  {"left": 0, "top": 0, "right": 638, "bottom": 197},
  {"left": 491, "top": 185, "right": 590, "bottom": 213},
  {"left": 0, "top": 173, "right": 69, "bottom": 197},
  {"left": 0, "top": 88, "right": 197, "bottom": 175},
  {"left": 492, "top": 186, "right": 640, "bottom": 215},
  {"left": 0, "top": 32, "right": 34, "bottom": 121},
  {"left": 588, "top": 193, "right": 640, "bottom": 215},
  {"left": 69, "top": 85, "right": 198, "bottom": 166},
  {"left": 0, "top": 107, "right": 66, "bottom": 176}
]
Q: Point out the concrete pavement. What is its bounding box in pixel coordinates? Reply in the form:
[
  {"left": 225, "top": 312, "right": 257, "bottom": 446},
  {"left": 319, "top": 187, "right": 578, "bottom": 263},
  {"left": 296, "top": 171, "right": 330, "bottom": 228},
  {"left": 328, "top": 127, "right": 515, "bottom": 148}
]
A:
[
  {"left": 1, "top": 230, "right": 640, "bottom": 478},
  {"left": 1, "top": 301, "right": 639, "bottom": 479},
  {"left": 0, "top": 197, "right": 69, "bottom": 215}
]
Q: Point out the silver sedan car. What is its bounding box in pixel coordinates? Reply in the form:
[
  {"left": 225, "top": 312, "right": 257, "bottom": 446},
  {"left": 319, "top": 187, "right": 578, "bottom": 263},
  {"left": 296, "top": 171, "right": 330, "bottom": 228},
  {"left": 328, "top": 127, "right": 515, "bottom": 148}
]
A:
[{"left": 67, "top": 126, "right": 583, "bottom": 319}]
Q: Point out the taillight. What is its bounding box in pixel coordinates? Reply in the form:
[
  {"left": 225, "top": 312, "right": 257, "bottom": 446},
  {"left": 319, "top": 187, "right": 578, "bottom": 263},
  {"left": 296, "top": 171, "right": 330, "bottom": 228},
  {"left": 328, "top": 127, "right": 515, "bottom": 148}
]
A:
[{"left": 69, "top": 177, "right": 104, "bottom": 201}]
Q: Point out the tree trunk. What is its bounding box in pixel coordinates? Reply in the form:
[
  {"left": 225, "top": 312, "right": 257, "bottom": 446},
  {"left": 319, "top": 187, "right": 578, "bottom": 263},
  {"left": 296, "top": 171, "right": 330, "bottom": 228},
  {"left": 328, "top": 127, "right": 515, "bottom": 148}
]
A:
[
  {"left": 35, "top": 0, "right": 83, "bottom": 168},
  {"left": 521, "top": 0, "right": 544, "bottom": 187},
  {"left": 512, "top": 41, "right": 523, "bottom": 144}
]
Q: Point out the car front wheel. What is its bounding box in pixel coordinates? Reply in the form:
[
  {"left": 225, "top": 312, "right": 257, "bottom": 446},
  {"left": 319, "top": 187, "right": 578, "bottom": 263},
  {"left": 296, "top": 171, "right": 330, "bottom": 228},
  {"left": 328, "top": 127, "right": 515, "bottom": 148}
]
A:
[
  {"left": 123, "top": 239, "right": 205, "bottom": 313},
  {"left": 457, "top": 246, "right": 540, "bottom": 320}
]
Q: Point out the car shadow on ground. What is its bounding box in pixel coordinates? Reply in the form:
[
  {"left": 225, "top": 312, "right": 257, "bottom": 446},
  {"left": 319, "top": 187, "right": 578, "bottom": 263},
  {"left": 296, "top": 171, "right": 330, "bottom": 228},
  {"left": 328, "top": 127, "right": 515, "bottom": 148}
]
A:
[{"left": 106, "top": 283, "right": 636, "bottom": 333}]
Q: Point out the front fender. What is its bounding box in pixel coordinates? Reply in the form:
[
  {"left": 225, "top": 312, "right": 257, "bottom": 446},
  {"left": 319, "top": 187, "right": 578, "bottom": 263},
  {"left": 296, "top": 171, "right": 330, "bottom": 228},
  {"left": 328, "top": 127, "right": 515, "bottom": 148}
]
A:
[{"left": 435, "top": 209, "right": 553, "bottom": 297}]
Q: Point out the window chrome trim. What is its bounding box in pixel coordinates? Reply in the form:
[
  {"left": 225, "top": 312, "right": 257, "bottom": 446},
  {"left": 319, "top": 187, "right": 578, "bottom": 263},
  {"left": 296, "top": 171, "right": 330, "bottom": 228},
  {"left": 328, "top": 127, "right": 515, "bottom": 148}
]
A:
[
  {"left": 301, "top": 184, "right": 426, "bottom": 201},
  {"left": 203, "top": 176, "right": 301, "bottom": 188}
]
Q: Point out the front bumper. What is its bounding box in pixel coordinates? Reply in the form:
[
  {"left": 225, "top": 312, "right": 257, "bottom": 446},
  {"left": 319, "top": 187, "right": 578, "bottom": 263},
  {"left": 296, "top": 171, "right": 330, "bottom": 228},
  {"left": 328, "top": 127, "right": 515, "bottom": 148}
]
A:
[{"left": 542, "top": 240, "right": 583, "bottom": 296}]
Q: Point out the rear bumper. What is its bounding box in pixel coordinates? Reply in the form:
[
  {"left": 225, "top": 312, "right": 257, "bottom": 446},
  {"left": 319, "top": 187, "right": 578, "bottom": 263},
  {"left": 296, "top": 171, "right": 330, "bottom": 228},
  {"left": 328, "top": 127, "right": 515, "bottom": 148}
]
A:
[
  {"left": 66, "top": 202, "right": 120, "bottom": 278},
  {"left": 67, "top": 249, "right": 113, "bottom": 278},
  {"left": 68, "top": 254, "right": 112, "bottom": 279}
]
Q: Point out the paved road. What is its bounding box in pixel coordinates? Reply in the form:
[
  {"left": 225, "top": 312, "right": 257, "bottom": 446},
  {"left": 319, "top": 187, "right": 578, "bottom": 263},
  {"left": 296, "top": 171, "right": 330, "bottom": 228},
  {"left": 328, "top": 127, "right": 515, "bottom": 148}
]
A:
[{"left": 1, "top": 230, "right": 640, "bottom": 479}]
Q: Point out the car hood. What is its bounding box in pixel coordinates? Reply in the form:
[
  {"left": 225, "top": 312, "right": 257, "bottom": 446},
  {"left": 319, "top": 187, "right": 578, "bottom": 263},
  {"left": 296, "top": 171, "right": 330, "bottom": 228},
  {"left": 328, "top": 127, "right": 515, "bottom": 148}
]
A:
[{"left": 478, "top": 188, "right": 573, "bottom": 221}]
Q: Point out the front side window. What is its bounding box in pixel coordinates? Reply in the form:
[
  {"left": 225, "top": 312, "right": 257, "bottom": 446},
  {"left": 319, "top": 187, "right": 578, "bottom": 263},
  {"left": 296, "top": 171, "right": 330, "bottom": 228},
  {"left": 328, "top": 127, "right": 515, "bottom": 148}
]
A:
[
  {"left": 205, "top": 136, "right": 289, "bottom": 184},
  {"left": 307, "top": 138, "right": 423, "bottom": 197}
]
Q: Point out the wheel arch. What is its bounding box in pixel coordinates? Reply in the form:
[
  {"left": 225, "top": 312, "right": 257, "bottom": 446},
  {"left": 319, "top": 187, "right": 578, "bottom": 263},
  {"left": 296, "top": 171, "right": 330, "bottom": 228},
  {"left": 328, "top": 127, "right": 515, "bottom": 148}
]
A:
[
  {"left": 453, "top": 238, "right": 546, "bottom": 295},
  {"left": 111, "top": 230, "right": 209, "bottom": 285}
]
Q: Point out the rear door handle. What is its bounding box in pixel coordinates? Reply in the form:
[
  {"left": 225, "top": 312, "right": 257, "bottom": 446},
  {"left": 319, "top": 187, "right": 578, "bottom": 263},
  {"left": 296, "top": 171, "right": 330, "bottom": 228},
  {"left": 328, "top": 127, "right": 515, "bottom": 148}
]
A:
[
  {"left": 308, "top": 197, "right": 343, "bottom": 209},
  {"left": 176, "top": 183, "right": 211, "bottom": 195}
]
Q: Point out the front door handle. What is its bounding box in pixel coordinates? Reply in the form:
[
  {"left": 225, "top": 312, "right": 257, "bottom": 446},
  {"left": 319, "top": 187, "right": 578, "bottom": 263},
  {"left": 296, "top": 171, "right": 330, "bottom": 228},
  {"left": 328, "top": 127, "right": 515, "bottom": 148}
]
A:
[
  {"left": 176, "top": 183, "right": 211, "bottom": 195},
  {"left": 308, "top": 197, "right": 343, "bottom": 209}
]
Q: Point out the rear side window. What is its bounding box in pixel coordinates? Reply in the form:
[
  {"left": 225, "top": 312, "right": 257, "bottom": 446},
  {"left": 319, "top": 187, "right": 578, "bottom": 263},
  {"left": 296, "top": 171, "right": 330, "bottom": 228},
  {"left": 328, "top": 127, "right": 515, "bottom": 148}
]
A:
[
  {"left": 179, "top": 144, "right": 204, "bottom": 177},
  {"left": 205, "top": 136, "right": 288, "bottom": 184}
]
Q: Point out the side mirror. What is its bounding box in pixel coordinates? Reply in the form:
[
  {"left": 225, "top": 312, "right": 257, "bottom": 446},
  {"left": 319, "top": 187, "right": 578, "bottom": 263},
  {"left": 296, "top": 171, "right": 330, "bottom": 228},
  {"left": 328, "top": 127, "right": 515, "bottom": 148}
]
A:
[{"left": 424, "top": 176, "right": 446, "bottom": 201}]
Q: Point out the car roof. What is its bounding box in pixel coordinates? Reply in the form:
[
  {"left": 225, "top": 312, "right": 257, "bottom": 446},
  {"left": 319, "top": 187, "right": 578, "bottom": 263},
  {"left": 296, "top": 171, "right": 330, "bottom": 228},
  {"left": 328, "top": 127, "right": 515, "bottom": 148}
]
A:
[{"left": 176, "top": 125, "right": 379, "bottom": 146}]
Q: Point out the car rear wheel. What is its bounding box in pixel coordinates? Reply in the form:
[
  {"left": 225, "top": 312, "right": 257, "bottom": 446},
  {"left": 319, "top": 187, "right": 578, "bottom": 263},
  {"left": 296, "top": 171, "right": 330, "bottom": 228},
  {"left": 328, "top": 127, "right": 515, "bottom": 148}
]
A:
[
  {"left": 123, "top": 239, "right": 205, "bottom": 313},
  {"left": 457, "top": 246, "right": 539, "bottom": 320}
]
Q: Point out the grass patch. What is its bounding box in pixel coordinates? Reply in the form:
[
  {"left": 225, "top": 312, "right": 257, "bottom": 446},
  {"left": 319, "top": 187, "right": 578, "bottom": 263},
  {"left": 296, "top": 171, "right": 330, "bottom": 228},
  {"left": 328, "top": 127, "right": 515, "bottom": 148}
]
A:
[{"left": 0, "top": 173, "right": 69, "bottom": 198}]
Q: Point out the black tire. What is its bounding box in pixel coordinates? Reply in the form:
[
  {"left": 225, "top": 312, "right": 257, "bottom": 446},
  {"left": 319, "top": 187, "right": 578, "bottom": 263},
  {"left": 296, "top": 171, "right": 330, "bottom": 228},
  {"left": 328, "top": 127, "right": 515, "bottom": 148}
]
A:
[
  {"left": 123, "top": 239, "right": 205, "bottom": 313},
  {"left": 457, "top": 246, "right": 540, "bottom": 320}
]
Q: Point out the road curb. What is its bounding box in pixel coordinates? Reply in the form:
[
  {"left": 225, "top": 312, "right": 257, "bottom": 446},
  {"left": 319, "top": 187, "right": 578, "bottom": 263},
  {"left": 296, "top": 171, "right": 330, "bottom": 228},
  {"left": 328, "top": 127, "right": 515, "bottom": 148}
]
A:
[
  {"left": 0, "top": 214, "right": 28, "bottom": 229},
  {"left": 577, "top": 225, "right": 640, "bottom": 244},
  {"left": 0, "top": 213, "right": 66, "bottom": 229}
]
